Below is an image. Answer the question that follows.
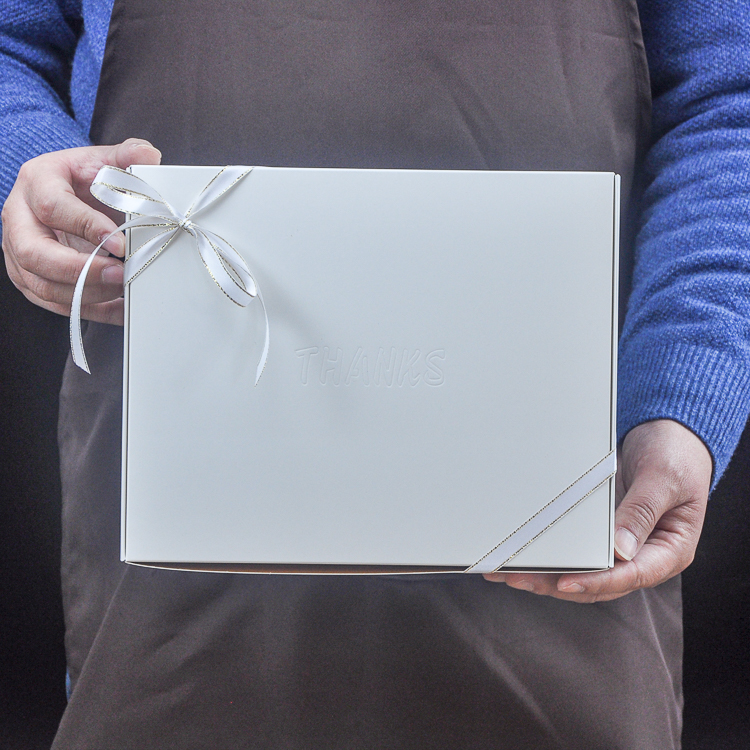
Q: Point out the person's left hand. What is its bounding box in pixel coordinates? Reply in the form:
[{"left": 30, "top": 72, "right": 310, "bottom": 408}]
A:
[{"left": 483, "top": 419, "right": 712, "bottom": 602}]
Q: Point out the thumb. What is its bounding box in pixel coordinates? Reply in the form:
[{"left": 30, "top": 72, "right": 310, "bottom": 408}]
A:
[
  {"left": 612, "top": 420, "right": 712, "bottom": 563},
  {"left": 612, "top": 467, "right": 666, "bottom": 562},
  {"left": 107, "top": 138, "right": 162, "bottom": 170},
  {"left": 82, "top": 139, "right": 163, "bottom": 255},
  {"left": 95, "top": 138, "right": 161, "bottom": 169}
]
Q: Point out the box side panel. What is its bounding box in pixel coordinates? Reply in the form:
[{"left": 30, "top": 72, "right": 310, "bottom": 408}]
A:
[
  {"left": 121, "top": 211, "right": 131, "bottom": 562},
  {"left": 609, "top": 174, "right": 621, "bottom": 568}
]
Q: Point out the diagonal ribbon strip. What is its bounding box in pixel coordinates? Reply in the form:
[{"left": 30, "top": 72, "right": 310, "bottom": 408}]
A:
[
  {"left": 70, "top": 165, "right": 269, "bottom": 385},
  {"left": 465, "top": 450, "right": 617, "bottom": 573}
]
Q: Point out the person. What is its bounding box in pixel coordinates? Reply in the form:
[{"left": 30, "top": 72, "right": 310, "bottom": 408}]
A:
[{"left": 1, "top": 0, "right": 748, "bottom": 747}]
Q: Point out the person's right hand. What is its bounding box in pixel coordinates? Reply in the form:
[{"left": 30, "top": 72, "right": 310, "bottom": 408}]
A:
[{"left": 1, "top": 138, "right": 162, "bottom": 326}]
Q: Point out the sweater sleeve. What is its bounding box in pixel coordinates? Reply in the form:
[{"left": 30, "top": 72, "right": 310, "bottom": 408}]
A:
[
  {"left": 619, "top": 0, "right": 750, "bottom": 484},
  {"left": 0, "top": 0, "right": 89, "bottom": 210}
]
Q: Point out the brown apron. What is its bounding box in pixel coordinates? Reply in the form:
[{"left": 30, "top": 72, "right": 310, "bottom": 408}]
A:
[{"left": 55, "top": 2, "right": 682, "bottom": 748}]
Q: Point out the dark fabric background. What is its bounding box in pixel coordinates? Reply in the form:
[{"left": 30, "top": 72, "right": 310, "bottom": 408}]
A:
[
  {"left": 682, "top": 423, "right": 750, "bottom": 749},
  {"left": 0, "top": 266, "right": 748, "bottom": 748},
  {"left": 0, "top": 270, "right": 68, "bottom": 749}
]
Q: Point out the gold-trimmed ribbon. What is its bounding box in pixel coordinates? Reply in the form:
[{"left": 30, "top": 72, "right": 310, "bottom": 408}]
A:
[
  {"left": 70, "top": 165, "right": 269, "bottom": 385},
  {"left": 465, "top": 450, "right": 617, "bottom": 573}
]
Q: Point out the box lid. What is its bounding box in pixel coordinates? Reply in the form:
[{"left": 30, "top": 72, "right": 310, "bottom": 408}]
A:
[{"left": 121, "top": 166, "right": 618, "bottom": 573}]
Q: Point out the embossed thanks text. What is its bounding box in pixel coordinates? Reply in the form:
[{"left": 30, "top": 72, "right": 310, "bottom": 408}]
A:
[{"left": 295, "top": 347, "right": 445, "bottom": 387}]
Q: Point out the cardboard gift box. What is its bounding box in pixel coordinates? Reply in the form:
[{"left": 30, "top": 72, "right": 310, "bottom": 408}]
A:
[{"left": 112, "top": 165, "right": 619, "bottom": 574}]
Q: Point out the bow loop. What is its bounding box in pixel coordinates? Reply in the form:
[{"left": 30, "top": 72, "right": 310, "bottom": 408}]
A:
[{"left": 70, "top": 166, "right": 268, "bottom": 385}]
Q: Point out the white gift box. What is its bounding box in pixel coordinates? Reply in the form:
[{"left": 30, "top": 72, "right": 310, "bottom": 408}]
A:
[{"left": 118, "top": 165, "right": 619, "bottom": 574}]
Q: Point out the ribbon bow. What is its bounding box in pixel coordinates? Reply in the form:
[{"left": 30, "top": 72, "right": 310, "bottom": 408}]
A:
[{"left": 70, "top": 165, "right": 269, "bottom": 385}]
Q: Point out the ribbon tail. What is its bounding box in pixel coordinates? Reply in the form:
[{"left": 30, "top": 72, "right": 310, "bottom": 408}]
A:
[
  {"left": 69, "top": 234, "right": 115, "bottom": 373},
  {"left": 70, "top": 217, "right": 169, "bottom": 373},
  {"left": 255, "top": 288, "right": 270, "bottom": 386}
]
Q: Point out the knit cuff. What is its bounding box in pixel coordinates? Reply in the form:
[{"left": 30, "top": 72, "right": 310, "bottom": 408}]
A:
[{"left": 617, "top": 340, "right": 750, "bottom": 487}]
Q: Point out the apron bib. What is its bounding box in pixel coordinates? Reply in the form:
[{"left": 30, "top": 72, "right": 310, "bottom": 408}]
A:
[{"left": 55, "top": 2, "right": 682, "bottom": 748}]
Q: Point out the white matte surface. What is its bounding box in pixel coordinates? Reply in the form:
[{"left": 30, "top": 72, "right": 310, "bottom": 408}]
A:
[{"left": 122, "top": 166, "right": 617, "bottom": 570}]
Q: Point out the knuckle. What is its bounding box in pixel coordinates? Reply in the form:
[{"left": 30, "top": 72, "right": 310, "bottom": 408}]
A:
[
  {"left": 681, "top": 548, "right": 697, "bottom": 570},
  {"left": 627, "top": 493, "right": 661, "bottom": 533},
  {"left": 6, "top": 266, "right": 23, "bottom": 292},
  {"left": 26, "top": 273, "right": 49, "bottom": 300},
  {"left": 79, "top": 213, "right": 99, "bottom": 241},
  {"left": 0, "top": 194, "right": 13, "bottom": 226},
  {"left": 81, "top": 302, "right": 112, "bottom": 324},
  {"left": 676, "top": 476, "right": 709, "bottom": 511},
  {"left": 27, "top": 275, "right": 66, "bottom": 304},
  {"left": 656, "top": 450, "right": 710, "bottom": 507},
  {"left": 661, "top": 467, "right": 697, "bottom": 506},
  {"left": 674, "top": 536, "right": 700, "bottom": 574},
  {"left": 16, "top": 160, "right": 35, "bottom": 183},
  {"left": 631, "top": 568, "right": 650, "bottom": 591},
  {"left": 34, "top": 193, "right": 59, "bottom": 225},
  {"left": 66, "top": 207, "right": 105, "bottom": 245},
  {"left": 61, "top": 257, "right": 84, "bottom": 285},
  {"left": 12, "top": 237, "right": 35, "bottom": 267},
  {"left": 680, "top": 500, "right": 707, "bottom": 535}
]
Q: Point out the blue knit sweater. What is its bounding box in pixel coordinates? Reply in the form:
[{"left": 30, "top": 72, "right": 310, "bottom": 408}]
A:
[{"left": 2, "top": 0, "right": 750, "bottom": 484}]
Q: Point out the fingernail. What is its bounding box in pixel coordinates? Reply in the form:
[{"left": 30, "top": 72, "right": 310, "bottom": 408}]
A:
[
  {"left": 558, "top": 581, "right": 584, "bottom": 593},
  {"left": 137, "top": 143, "right": 162, "bottom": 159},
  {"left": 614, "top": 528, "right": 639, "bottom": 561},
  {"left": 102, "top": 264, "right": 124, "bottom": 284},
  {"left": 101, "top": 234, "right": 124, "bottom": 255},
  {"left": 514, "top": 580, "right": 534, "bottom": 592}
]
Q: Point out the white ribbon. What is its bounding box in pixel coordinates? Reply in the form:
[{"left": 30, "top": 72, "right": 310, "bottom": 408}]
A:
[
  {"left": 70, "top": 165, "right": 269, "bottom": 385},
  {"left": 465, "top": 450, "right": 617, "bottom": 573}
]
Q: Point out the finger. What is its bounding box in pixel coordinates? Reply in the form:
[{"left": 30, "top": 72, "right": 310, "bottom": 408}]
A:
[
  {"left": 54, "top": 229, "right": 97, "bottom": 254},
  {"left": 79, "top": 297, "right": 124, "bottom": 326},
  {"left": 17, "top": 267, "right": 123, "bottom": 306},
  {"left": 483, "top": 570, "right": 606, "bottom": 603},
  {"left": 612, "top": 420, "right": 712, "bottom": 564},
  {"left": 483, "top": 570, "right": 562, "bottom": 596},
  {"left": 501, "top": 572, "right": 562, "bottom": 596},
  {"left": 555, "top": 501, "right": 705, "bottom": 600},
  {"left": 551, "top": 477, "right": 677, "bottom": 600},
  {"left": 611, "top": 475, "right": 665, "bottom": 563},
  {"left": 611, "top": 450, "right": 705, "bottom": 564},
  {"left": 5, "top": 248, "right": 122, "bottom": 311},
  {"left": 92, "top": 139, "right": 162, "bottom": 231},
  {"left": 68, "top": 138, "right": 162, "bottom": 190},
  {"left": 11, "top": 275, "right": 124, "bottom": 327},
  {"left": 555, "top": 540, "right": 678, "bottom": 601},
  {"left": 105, "top": 137, "right": 163, "bottom": 171},
  {"left": 27, "top": 138, "right": 161, "bottom": 257},
  {"left": 9, "top": 200, "right": 124, "bottom": 288},
  {"left": 27, "top": 174, "right": 126, "bottom": 256}
]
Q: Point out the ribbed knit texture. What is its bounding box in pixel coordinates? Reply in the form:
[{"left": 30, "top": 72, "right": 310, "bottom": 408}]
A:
[
  {"left": 2, "top": 0, "right": 750, "bottom": 485},
  {"left": 0, "top": 1, "right": 91, "bottom": 199}
]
